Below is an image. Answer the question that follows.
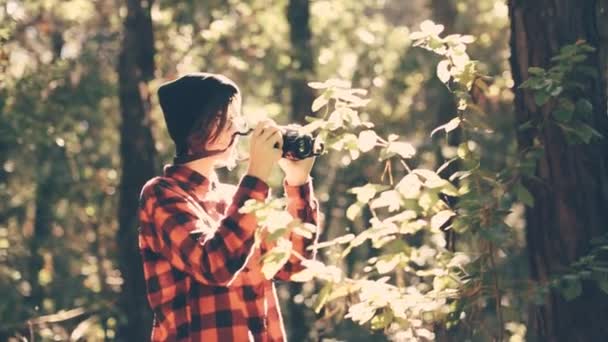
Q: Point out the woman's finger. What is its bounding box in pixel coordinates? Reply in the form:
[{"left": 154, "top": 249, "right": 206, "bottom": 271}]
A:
[
  {"left": 259, "top": 119, "right": 277, "bottom": 137},
  {"left": 253, "top": 121, "right": 266, "bottom": 137},
  {"left": 268, "top": 131, "right": 283, "bottom": 149},
  {"left": 260, "top": 125, "right": 279, "bottom": 141},
  {"left": 264, "top": 128, "right": 281, "bottom": 141}
]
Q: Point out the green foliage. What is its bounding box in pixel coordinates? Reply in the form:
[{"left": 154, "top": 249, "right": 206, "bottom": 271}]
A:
[
  {"left": 249, "top": 16, "right": 605, "bottom": 341},
  {"left": 530, "top": 234, "right": 608, "bottom": 302},
  {"left": 7, "top": 0, "right": 603, "bottom": 341},
  {"left": 520, "top": 41, "right": 602, "bottom": 144}
]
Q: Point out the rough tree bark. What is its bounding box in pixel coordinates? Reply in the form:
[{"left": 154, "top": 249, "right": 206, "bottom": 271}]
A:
[
  {"left": 287, "top": 0, "right": 315, "bottom": 124},
  {"left": 508, "top": 1, "right": 608, "bottom": 341},
  {"left": 116, "top": 0, "right": 157, "bottom": 339},
  {"left": 26, "top": 147, "right": 67, "bottom": 315},
  {"left": 285, "top": 0, "right": 316, "bottom": 340}
]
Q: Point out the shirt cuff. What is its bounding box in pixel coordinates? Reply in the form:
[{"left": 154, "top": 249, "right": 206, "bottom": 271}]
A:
[
  {"left": 283, "top": 177, "right": 315, "bottom": 209},
  {"left": 240, "top": 174, "right": 270, "bottom": 201}
]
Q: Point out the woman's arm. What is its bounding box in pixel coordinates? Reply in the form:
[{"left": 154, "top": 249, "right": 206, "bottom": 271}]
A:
[
  {"left": 273, "top": 178, "right": 320, "bottom": 281},
  {"left": 141, "top": 174, "right": 269, "bottom": 286}
]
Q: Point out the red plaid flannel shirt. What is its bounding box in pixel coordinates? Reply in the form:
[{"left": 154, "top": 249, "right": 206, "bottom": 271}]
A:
[{"left": 138, "top": 164, "right": 319, "bottom": 341}]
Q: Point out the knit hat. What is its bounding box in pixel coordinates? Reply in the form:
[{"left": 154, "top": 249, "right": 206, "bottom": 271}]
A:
[{"left": 157, "top": 72, "right": 240, "bottom": 155}]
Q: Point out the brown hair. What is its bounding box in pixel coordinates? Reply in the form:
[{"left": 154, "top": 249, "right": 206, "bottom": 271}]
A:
[{"left": 179, "top": 81, "right": 241, "bottom": 156}]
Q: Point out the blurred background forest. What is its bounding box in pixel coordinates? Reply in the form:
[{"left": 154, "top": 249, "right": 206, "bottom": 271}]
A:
[{"left": 1, "top": 0, "right": 607, "bottom": 341}]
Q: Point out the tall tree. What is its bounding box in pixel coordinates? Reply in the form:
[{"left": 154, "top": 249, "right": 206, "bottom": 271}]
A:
[
  {"left": 509, "top": 1, "right": 608, "bottom": 341},
  {"left": 287, "top": 0, "right": 315, "bottom": 124},
  {"left": 116, "top": 0, "right": 157, "bottom": 339},
  {"left": 26, "top": 146, "right": 68, "bottom": 314},
  {"left": 286, "top": 0, "right": 315, "bottom": 340}
]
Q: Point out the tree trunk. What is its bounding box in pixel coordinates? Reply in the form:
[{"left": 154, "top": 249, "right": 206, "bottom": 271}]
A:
[
  {"left": 116, "top": 0, "right": 157, "bottom": 340},
  {"left": 508, "top": 1, "right": 608, "bottom": 341},
  {"left": 26, "top": 152, "right": 60, "bottom": 314},
  {"left": 287, "top": 0, "right": 315, "bottom": 124},
  {"left": 285, "top": 0, "right": 315, "bottom": 340}
]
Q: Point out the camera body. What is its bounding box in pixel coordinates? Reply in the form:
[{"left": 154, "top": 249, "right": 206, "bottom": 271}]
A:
[{"left": 280, "top": 124, "right": 318, "bottom": 160}]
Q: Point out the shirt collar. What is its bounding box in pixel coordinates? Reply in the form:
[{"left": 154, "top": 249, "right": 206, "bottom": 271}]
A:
[{"left": 162, "top": 164, "right": 217, "bottom": 195}]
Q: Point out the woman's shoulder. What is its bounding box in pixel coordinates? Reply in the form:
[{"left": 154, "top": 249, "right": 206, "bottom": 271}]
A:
[{"left": 139, "top": 176, "right": 183, "bottom": 206}]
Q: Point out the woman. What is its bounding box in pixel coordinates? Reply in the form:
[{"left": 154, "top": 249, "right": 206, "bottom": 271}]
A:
[{"left": 138, "top": 72, "right": 319, "bottom": 341}]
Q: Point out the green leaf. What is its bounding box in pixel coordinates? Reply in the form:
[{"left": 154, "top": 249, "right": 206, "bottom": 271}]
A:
[
  {"left": 436, "top": 60, "right": 451, "bottom": 83},
  {"left": 409, "top": 31, "right": 427, "bottom": 40},
  {"left": 571, "top": 54, "right": 587, "bottom": 63},
  {"left": 577, "top": 123, "right": 601, "bottom": 143},
  {"left": 559, "top": 44, "right": 578, "bottom": 56},
  {"left": 264, "top": 211, "right": 294, "bottom": 233},
  {"left": 577, "top": 65, "right": 599, "bottom": 79},
  {"left": 553, "top": 99, "right": 574, "bottom": 122},
  {"left": 560, "top": 277, "right": 582, "bottom": 301},
  {"left": 327, "top": 110, "right": 344, "bottom": 130},
  {"left": 515, "top": 182, "right": 534, "bottom": 207},
  {"left": 574, "top": 98, "right": 593, "bottom": 118},
  {"left": 260, "top": 238, "right": 292, "bottom": 279},
  {"left": 456, "top": 142, "right": 470, "bottom": 160},
  {"left": 440, "top": 182, "right": 459, "bottom": 196},
  {"left": 301, "top": 119, "right": 326, "bottom": 134},
  {"left": 577, "top": 43, "right": 596, "bottom": 53},
  {"left": 534, "top": 91, "right": 550, "bottom": 106},
  {"left": 570, "top": 122, "right": 602, "bottom": 143},
  {"left": 386, "top": 141, "right": 416, "bottom": 159},
  {"left": 266, "top": 227, "right": 288, "bottom": 241},
  {"left": 313, "top": 282, "right": 332, "bottom": 314},
  {"left": 290, "top": 268, "right": 315, "bottom": 282},
  {"left": 550, "top": 86, "right": 563, "bottom": 96},
  {"left": 479, "top": 223, "right": 511, "bottom": 244},
  {"left": 310, "top": 234, "right": 355, "bottom": 251},
  {"left": 558, "top": 122, "right": 602, "bottom": 144},
  {"left": 308, "top": 81, "right": 329, "bottom": 89},
  {"left": 430, "top": 117, "right": 461, "bottom": 137},
  {"left": 375, "top": 254, "right": 401, "bottom": 274},
  {"left": 358, "top": 130, "right": 378, "bottom": 152},
  {"left": 238, "top": 199, "right": 265, "bottom": 214},
  {"left": 311, "top": 93, "right": 329, "bottom": 112},
  {"left": 396, "top": 173, "right": 422, "bottom": 199},
  {"left": 528, "top": 67, "right": 545, "bottom": 75},
  {"left": 418, "top": 191, "right": 439, "bottom": 212},
  {"left": 430, "top": 210, "right": 455, "bottom": 230},
  {"left": 370, "top": 309, "right": 394, "bottom": 330},
  {"left": 518, "top": 120, "right": 535, "bottom": 131},
  {"left": 260, "top": 250, "right": 290, "bottom": 280},
  {"left": 347, "top": 203, "right": 363, "bottom": 221},
  {"left": 596, "top": 274, "right": 608, "bottom": 295},
  {"left": 349, "top": 183, "right": 386, "bottom": 203},
  {"left": 420, "top": 20, "right": 444, "bottom": 36},
  {"left": 460, "top": 35, "right": 475, "bottom": 44},
  {"left": 370, "top": 190, "right": 402, "bottom": 212}
]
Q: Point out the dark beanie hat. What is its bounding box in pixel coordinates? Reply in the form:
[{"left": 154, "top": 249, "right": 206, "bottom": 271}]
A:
[{"left": 157, "top": 72, "right": 240, "bottom": 153}]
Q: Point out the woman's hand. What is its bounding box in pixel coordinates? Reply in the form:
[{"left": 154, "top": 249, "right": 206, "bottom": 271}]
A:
[
  {"left": 246, "top": 120, "right": 283, "bottom": 183},
  {"left": 278, "top": 156, "right": 316, "bottom": 186}
]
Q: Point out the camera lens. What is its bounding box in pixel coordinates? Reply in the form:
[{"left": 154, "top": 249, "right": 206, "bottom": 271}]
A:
[{"left": 296, "top": 137, "right": 312, "bottom": 156}]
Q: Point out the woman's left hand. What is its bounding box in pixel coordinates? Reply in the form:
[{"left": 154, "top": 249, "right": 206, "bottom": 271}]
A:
[{"left": 278, "top": 157, "right": 316, "bottom": 186}]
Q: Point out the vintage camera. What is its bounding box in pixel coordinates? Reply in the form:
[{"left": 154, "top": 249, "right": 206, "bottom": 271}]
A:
[
  {"left": 174, "top": 123, "right": 323, "bottom": 165},
  {"left": 231, "top": 123, "right": 323, "bottom": 161},
  {"left": 279, "top": 124, "right": 321, "bottom": 160}
]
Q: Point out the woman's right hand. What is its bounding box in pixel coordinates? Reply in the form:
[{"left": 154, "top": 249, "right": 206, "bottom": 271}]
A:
[{"left": 246, "top": 119, "right": 283, "bottom": 183}]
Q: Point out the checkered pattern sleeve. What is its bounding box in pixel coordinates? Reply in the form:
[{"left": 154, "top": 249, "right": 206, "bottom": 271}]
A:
[
  {"left": 274, "top": 177, "right": 320, "bottom": 281},
  {"left": 142, "top": 174, "right": 269, "bottom": 286}
]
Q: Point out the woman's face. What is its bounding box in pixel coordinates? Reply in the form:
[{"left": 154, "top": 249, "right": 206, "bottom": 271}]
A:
[{"left": 205, "top": 99, "right": 244, "bottom": 165}]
